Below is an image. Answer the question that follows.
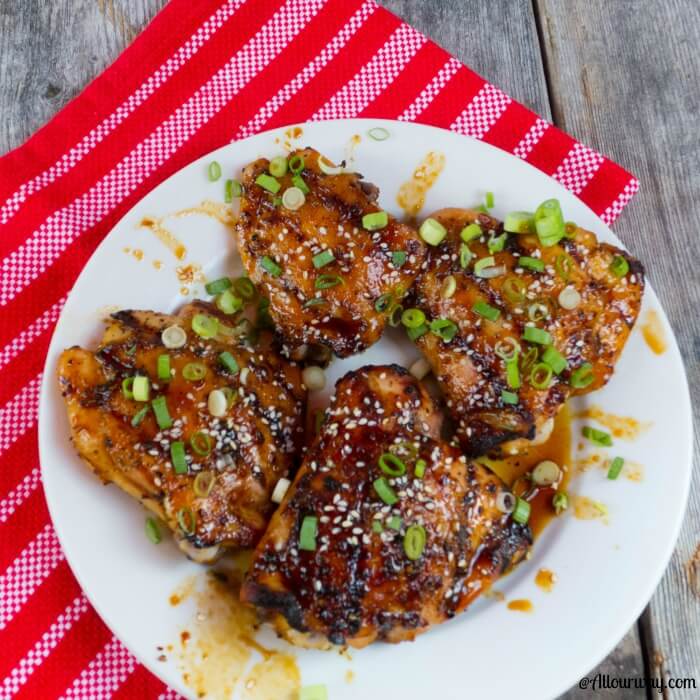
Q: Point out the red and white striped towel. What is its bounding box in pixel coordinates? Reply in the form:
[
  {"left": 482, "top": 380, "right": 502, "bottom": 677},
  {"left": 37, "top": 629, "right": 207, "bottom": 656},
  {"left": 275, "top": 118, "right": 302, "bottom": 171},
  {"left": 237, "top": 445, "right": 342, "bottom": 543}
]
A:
[{"left": 0, "top": 0, "right": 638, "bottom": 697}]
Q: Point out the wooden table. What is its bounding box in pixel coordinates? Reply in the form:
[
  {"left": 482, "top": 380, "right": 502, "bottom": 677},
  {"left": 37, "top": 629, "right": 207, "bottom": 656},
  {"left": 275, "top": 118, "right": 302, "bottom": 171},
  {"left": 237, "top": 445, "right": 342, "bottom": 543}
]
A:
[{"left": 1, "top": 1, "right": 698, "bottom": 696}]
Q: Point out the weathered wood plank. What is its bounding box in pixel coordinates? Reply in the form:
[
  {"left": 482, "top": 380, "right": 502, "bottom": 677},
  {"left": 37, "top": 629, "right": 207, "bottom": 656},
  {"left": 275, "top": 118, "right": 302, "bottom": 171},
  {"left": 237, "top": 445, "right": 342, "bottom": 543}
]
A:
[
  {"left": 537, "top": 0, "right": 700, "bottom": 696},
  {"left": 0, "top": 0, "right": 166, "bottom": 154}
]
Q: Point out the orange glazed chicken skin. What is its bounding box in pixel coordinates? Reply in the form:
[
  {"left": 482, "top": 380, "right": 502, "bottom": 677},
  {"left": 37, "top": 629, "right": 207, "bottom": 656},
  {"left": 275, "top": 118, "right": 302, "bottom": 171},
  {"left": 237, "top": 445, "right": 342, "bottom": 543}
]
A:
[
  {"left": 234, "top": 148, "right": 426, "bottom": 358},
  {"left": 410, "top": 208, "right": 644, "bottom": 456},
  {"left": 57, "top": 301, "right": 306, "bottom": 562},
  {"left": 241, "top": 365, "right": 531, "bottom": 647}
]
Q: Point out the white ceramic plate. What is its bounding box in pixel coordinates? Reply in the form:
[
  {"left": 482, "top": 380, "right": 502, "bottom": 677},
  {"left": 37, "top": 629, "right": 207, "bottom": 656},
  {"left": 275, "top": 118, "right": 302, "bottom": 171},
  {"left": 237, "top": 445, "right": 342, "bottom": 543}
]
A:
[{"left": 39, "top": 119, "right": 692, "bottom": 700}]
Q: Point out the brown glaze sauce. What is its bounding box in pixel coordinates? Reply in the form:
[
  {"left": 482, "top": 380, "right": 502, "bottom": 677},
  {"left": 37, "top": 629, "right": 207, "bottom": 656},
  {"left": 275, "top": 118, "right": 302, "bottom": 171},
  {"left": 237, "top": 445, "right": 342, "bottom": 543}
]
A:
[
  {"left": 507, "top": 599, "right": 533, "bottom": 613},
  {"left": 641, "top": 309, "right": 667, "bottom": 355},
  {"left": 139, "top": 216, "right": 187, "bottom": 260},
  {"left": 573, "top": 405, "right": 650, "bottom": 441},
  {"left": 481, "top": 404, "right": 572, "bottom": 537},
  {"left": 172, "top": 200, "right": 237, "bottom": 228},
  {"left": 572, "top": 495, "right": 608, "bottom": 523},
  {"left": 535, "top": 568, "right": 557, "bottom": 592},
  {"left": 574, "top": 452, "right": 644, "bottom": 483},
  {"left": 396, "top": 151, "right": 446, "bottom": 218}
]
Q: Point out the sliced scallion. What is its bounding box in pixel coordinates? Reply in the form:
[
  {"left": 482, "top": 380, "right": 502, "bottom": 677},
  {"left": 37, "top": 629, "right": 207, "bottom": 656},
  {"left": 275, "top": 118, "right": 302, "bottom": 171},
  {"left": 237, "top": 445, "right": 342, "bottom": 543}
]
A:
[
  {"left": 255, "top": 173, "right": 280, "bottom": 193},
  {"left": 582, "top": 426, "right": 613, "bottom": 447},
  {"left": 504, "top": 211, "right": 534, "bottom": 234},
  {"left": 368, "top": 127, "right": 390, "bottom": 141},
  {"left": 315, "top": 274, "right": 343, "bottom": 290},
  {"left": 570, "top": 362, "right": 594, "bottom": 389},
  {"left": 260, "top": 255, "right": 282, "bottom": 277},
  {"left": 472, "top": 300, "right": 500, "bottom": 321},
  {"left": 151, "top": 396, "right": 172, "bottom": 430},
  {"left": 507, "top": 359, "right": 521, "bottom": 389},
  {"left": 269, "top": 156, "right": 288, "bottom": 178},
  {"left": 170, "top": 441, "right": 187, "bottom": 474},
  {"left": 460, "top": 223, "right": 482, "bottom": 242},
  {"left": 183, "top": 362, "right": 207, "bottom": 381},
  {"left": 541, "top": 345, "right": 568, "bottom": 375},
  {"left": 205, "top": 277, "right": 232, "bottom": 295},
  {"left": 157, "top": 354, "right": 171, "bottom": 381},
  {"left": 177, "top": 507, "right": 196, "bottom": 535},
  {"left": 292, "top": 174, "right": 309, "bottom": 194},
  {"left": 299, "top": 515, "right": 318, "bottom": 551},
  {"left": 219, "top": 351, "right": 239, "bottom": 375},
  {"left": 607, "top": 456, "right": 625, "bottom": 480},
  {"left": 512, "top": 497, "right": 531, "bottom": 524},
  {"left": 208, "top": 161, "right": 222, "bottom": 182},
  {"left": 131, "top": 405, "right": 149, "bottom": 427},
  {"left": 133, "top": 376, "right": 150, "bottom": 402},
  {"left": 488, "top": 232, "right": 507, "bottom": 253},
  {"left": 403, "top": 524, "right": 426, "bottom": 560},
  {"left": 145, "top": 517, "right": 161, "bottom": 544},
  {"left": 378, "top": 452, "right": 406, "bottom": 477},
  {"left": 216, "top": 289, "right": 243, "bottom": 315},
  {"left": 407, "top": 324, "right": 428, "bottom": 341},
  {"left": 288, "top": 154, "right": 305, "bottom": 173},
  {"left": 190, "top": 431, "right": 212, "bottom": 456},
  {"left": 193, "top": 471, "right": 216, "bottom": 498},
  {"left": 362, "top": 211, "right": 388, "bottom": 230},
  {"left": 392, "top": 250, "right": 407, "bottom": 268},
  {"left": 522, "top": 326, "right": 552, "bottom": 345},
  {"left": 610, "top": 255, "right": 630, "bottom": 277},
  {"left": 192, "top": 313, "right": 219, "bottom": 339},
  {"left": 519, "top": 256, "right": 544, "bottom": 272},
  {"left": 312, "top": 250, "right": 335, "bottom": 269},
  {"left": 501, "top": 390, "right": 519, "bottom": 405},
  {"left": 414, "top": 458, "right": 427, "bottom": 479},
  {"left": 429, "top": 318, "right": 458, "bottom": 342},
  {"left": 373, "top": 477, "right": 398, "bottom": 505},
  {"left": 419, "top": 218, "right": 447, "bottom": 246},
  {"left": 529, "top": 362, "right": 553, "bottom": 390}
]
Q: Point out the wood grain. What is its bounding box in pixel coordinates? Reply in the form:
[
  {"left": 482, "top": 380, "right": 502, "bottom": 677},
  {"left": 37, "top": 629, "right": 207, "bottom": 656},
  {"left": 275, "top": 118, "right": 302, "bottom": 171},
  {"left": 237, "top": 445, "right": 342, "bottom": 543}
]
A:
[{"left": 537, "top": 0, "right": 700, "bottom": 694}]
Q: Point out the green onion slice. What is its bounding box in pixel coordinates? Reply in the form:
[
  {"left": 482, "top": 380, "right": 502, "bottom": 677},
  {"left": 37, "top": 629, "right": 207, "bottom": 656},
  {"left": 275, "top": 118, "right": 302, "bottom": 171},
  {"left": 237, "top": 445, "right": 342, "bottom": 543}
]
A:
[
  {"left": 151, "top": 396, "right": 173, "bottom": 430},
  {"left": 193, "top": 471, "right": 216, "bottom": 498},
  {"left": 288, "top": 155, "right": 305, "bottom": 173},
  {"left": 392, "top": 251, "right": 407, "bottom": 268},
  {"left": 504, "top": 211, "right": 534, "bottom": 234},
  {"left": 607, "top": 456, "right": 624, "bottom": 480},
  {"left": 494, "top": 337, "right": 520, "bottom": 362},
  {"left": 216, "top": 289, "right": 243, "bottom": 315},
  {"left": 122, "top": 376, "right": 134, "bottom": 399},
  {"left": 474, "top": 256, "right": 496, "bottom": 277},
  {"left": 429, "top": 318, "right": 458, "bottom": 342},
  {"left": 519, "top": 256, "right": 544, "bottom": 272},
  {"left": 205, "top": 277, "right": 232, "bottom": 295},
  {"left": 192, "top": 313, "right": 219, "bottom": 339},
  {"left": 378, "top": 452, "right": 407, "bottom": 477},
  {"left": 145, "top": 517, "right": 161, "bottom": 544},
  {"left": 552, "top": 491, "right": 569, "bottom": 514},
  {"left": 555, "top": 253, "right": 574, "bottom": 281},
  {"left": 460, "top": 243, "right": 473, "bottom": 268},
  {"left": 528, "top": 302, "right": 550, "bottom": 322},
  {"left": 460, "top": 223, "right": 482, "bottom": 242},
  {"left": 362, "top": 211, "right": 388, "bottom": 230},
  {"left": 488, "top": 232, "right": 507, "bottom": 253},
  {"left": 260, "top": 255, "right": 283, "bottom": 277},
  {"left": 299, "top": 515, "right": 318, "bottom": 551},
  {"left": 582, "top": 426, "right": 613, "bottom": 447},
  {"left": 388, "top": 304, "right": 404, "bottom": 327},
  {"left": 373, "top": 477, "right": 398, "bottom": 505},
  {"left": 218, "top": 351, "right": 240, "bottom": 375},
  {"left": 507, "top": 359, "right": 521, "bottom": 389},
  {"left": 157, "top": 354, "right": 171, "bottom": 381},
  {"left": 304, "top": 297, "right": 327, "bottom": 309},
  {"left": 570, "top": 362, "right": 594, "bottom": 389},
  {"left": 407, "top": 324, "right": 428, "bottom": 341},
  {"left": 312, "top": 250, "right": 335, "bottom": 269},
  {"left": 177, "top": 507, "right": 196, "bottom": 535},
  {"left": 520, "top": 346, "right": 538, "bottom": 373},
  {"left": 388, "top": 515, "right": 402, "bottom": 531},
  {"left": 190, "top": 431, "right": 212, "bottom": 456},
  {"left": 233, "top": 277, "right": 256, "bottom": 300},
  {"left": 131, "top": 405, "right": 149, "bottom": 427},
  {"left": 403, "top": 524, "right": 426, "bottom": 560},
  {"left": 374, "top": 293, "right": 393, "bottom": 313},
  {"left": 255, "top": 173, "right": 280, "bottom": 193},
  {"left": 541, "top": 345, "right": 568, "bottom": 375},
  {"left": 502, "top": 276, "right": 526, "bottom": 303},
  {"left": 485, "top": 191, "right": 495, "bottom": 208},
  {"left": 414, "top": 458, "right": 427, "bottom": 479},
  {"left": 368, "top": 127, "right": 390, "bottom": 141},
  {"left": 512, "top": 497, "right": 531, "bottom": 524},
  {"left": 133, "top": 376, "right": 150, "bottom": 402},
  {"left": 529, "top": 362, "right": 553, "bottom": 390},
  {"left": 419, "top": 218, "right": 447, "bottom": 246},
  {"left": 472, "top": 300, "right": 500, "bottom": 321},
  {"left": 610, "top": 255, "right": 630, "bottom": 277},
  {"left": 224, "top": 179, "right": 238, "bottom": 203},
  {"left": 315, "top": 274, "right": 343, "bottom": 290},
  {"left": 522, "top": 326, "right": 552, "bottom": 345},
  {"left": 183, "top": 362, "right": 207, "bottom": 381},
  {"left": 170, "top": 441, "right": 188, "bottom": 474},
  {"left": 208, "top": 161, "right": 222, "bottom": 182},
  {"left": 401, "top": 308, "right": 426, "bottom": 328},
  {"left": 292, "top": 174, "right": 309, "bottom": 194},
  {"left": 269, "top": 156, "right": 288, "bottom": 177},
  {"left": 501, "top": 390, "right": 519, "bottom": 405}
]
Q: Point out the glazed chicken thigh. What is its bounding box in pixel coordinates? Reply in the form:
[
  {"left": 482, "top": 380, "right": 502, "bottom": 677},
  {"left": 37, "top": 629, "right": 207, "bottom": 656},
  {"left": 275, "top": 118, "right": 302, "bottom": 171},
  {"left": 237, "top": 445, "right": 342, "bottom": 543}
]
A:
[
  {"left": 241, "top": 365, "right": 530, "bottom": 647},
  {"left": 409, "top": 208, "right": 644, "bottom": 456},
  {"left": 234, "top": 148, "right": 426, "bottom": 358},
  {"left": 57, "top": 301, "right": 306, "bottom": 562}
]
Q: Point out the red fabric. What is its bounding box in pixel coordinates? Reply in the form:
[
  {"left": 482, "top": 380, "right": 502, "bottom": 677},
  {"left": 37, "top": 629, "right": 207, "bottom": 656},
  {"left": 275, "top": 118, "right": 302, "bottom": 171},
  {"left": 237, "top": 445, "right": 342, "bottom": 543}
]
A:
[{"left": 0, "top": 0, "right": 639, "bottom": 697}]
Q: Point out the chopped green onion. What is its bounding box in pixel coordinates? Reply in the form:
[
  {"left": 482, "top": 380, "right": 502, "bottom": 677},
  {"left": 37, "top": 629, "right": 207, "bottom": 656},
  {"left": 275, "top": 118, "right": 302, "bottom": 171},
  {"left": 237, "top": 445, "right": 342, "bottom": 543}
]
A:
[
  {"left": 392, "top": 251, "right": 407, "bottom": 268},
  {"left": 474, "top": 256, "right": 496, "bottom": 277},
  {"left": 224, "top": 179, "right": 238, "bottom": 202},
  {"left": 131, "top": 405, "right": 149, "bottom": 427},
  {"left": 190, "top": 431, "right": 212, "bottom": 456},
  {"left": 255, "top": 173, "right": 280, "bottom": 193},
  {"left": 192, "top": 313, "right": 219, "bottom": 339},
  {"left": 552, "top": 491, "right": 569, "bottom": 515},
  {"left": 460, "top": 223, "right": 482, "bottom": 243},
  {"left": 542, "top": 346, "right": 568, "bottom": 375},
  {"left": 518, "top": 256, "right": 544, "bottom": 272},
  {"left": 555, "top": 253, "right": 574, "bottom": 281},
  {"left": 504, "top": 211, "right": 534, "bottom": 234},
  {"left": 610, "top": 255, "right": 630, "bottom": 277},
  {"left": 501, "top": 390, "right": 519, "bottom": 405},
  {"left": 299, "top": 685, "right": 328, "bottom": 700},
  {"left": 372, "top": 520, "right": 383, "bottom": 533},
  {"left": 216, "top": 289, "right": 243, "bottom": 315},
  {"left": 157, "top": 354, "right": 171, "bottom": 381},
  {"left": 269, "top": 156, "right": 288, "bottom": 178},
  {"left": 522, "top": 326, "right": 552, "bottom": 345},
  {"left": 429, "top": 318, "right": 458, "bottom": 342},
  {"left": 170, "top": 441, "right": 187, "bottom": 474},
  {"left": 485, "top": 191, "right": 495, "bottom": 208},
  {"left": 133, "top": 376, "right": 150, "bottom": 402},
  {"left": 506, "top": 359, "right": 521, "bottom": 389},
  {"left": 441, "top": 275, "right": 457, "bottom": 299},
  {"left": 373, "top": 477, "right": 398, "bottom": 505},
  {"left": 403, "top": 524, "right": 426, "bottom": 560},
  {"left": 362, "top": 211, "right": 388, "bottom": 230},
  {"left": 388, "top": 515, "right": 402, "bottom": 531},
  {"left": 282, "top": 186, "right": 305, "bottom": 211},
  {"left": 291, "top": 174, "right": 309, "bottom": 194},
  {"left": 582, "top": 426, "right": 613, "bottom": 447},
  {"left": 472, "top": 300, "right": 500, "bottom": 321},
  {"left": 502, "top": 276, "right": 526, "bottom": 303},
  {"left": 607, "top": 456, "right": 625, "bottom": 480},
  {"left": 304, "top": 298, "right": 327, "bottom": 309},
  {"left": 570, "top": 362, "right": 594, "bottom": 389},
  {"left": 529, "top": 362, "right": 553, "bottom": 390},
  {"left": 145, "top": 517, "right": 161, "bottom": 544},
  {"left": 151, "top": 396, "right": 173, "bottom": 430},
  {"left": 205, "top": 277, "right": 232, "bottom": 295},
  {"left": 193, "top": 471, "right": 216, "bottom": 498},
  {"left": 401, "top": 308, "right": 426, "bottom": 328},
  {"left": 208, "top": 161, "right": 222, "bottom": 182},
  {"left": 368, "top": 127, "right": 390, "bottom": 141},
  {"left": 488, "top": 232, "right": 507, "bottom": 253},
  {"left": 374, "top": 293, "right": 393, "bottom": 313},
  {"left": 534, "top": 199, "right": 565, "bottom": 246},
  {"left": 512, "top": 497, "right": 531, "bottom": 524},
  {"left": 218, "top": 351, "right": 239, "bottom": 375},
  {"left": 419, "top": 218, "right": 447, "bottom": 246},
  {"left": 460, "top": 243, "right": 473, "bottom": 268},
  {"left": 388, "top": 304, "right": 404, "bottom": 327},
  {"left": 299, "top": 515, "right": 318, "bottom": 551},
  {"left": 122, "top": 376, "right": 134, "bottom": 399},
  {"left": 233, "top": 277, "right": 256, "bottom": 300},
  {"left": 288, "top": 155, "right": 305, "bottom": 173},
  {"left": 177, "top": 507, "right": 196, "bottom": 535},
  {"left": 528, "top": 302, "right": 550, "bottom": 322},
  {"left": 494, "top": 337, "right": 520, "bottom": 362},
  {"left": 315, "top": 274, "right": 343, "bottom": 290},
  {"left": 414, "top": 458, "right": 427, "bottom": 479},
  {"left": 312, "top": 250, "right": 335, "bottom": 269},
  {"left": 407, "top": 324, "right": 428, "bottom": 341},
  {"left": 260, "top": 255, "right": 283, "bottom": 277},
  {"left": 183, "top": 362, "right": 207, "bottom": 381},
  {"left": 378, "top": 452, "right": 406, "bottom": 477}
]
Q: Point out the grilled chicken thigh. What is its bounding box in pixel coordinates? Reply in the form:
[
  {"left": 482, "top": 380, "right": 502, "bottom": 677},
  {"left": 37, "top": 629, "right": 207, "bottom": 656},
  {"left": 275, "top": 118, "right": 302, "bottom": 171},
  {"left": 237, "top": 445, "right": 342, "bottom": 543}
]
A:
[
  {"left": 234, "top": 148, "right": 426, "bottom": 358},
  {"left": 58, "top": 301, "right": 306, "bottom": 561},
  {"left": 410, "top": 208, "right": 644, "bottom": 456},
  {"left": 241, "top": 365, "right": 530, "bottom": 647}
]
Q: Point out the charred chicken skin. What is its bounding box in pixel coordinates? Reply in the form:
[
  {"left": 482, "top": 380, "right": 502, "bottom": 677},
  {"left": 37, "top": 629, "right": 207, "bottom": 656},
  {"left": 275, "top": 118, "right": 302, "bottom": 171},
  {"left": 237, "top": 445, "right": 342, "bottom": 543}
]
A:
[
  {"left": 410, "top": 208, "right": 644, "bottom": 456},
  {"left": 57, "top": 301, "right": 306, "bottom": 562},
  {"left": 234, "top": 148, "right": 426, "bottom": 358},
  {"left": 241, "top": 365, "right": 530, "bottom": 647}
]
